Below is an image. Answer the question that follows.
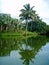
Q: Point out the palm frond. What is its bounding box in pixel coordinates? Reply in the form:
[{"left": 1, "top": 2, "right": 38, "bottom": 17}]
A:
[
  {"left": 20, "top": 9, "right": 26, "bottom": 12},
  {"left": 31, "top": 6, "right": 35, "bottom": 10},
  {"left": 23, "top": 4, "right": 30, "bottom": 10}
]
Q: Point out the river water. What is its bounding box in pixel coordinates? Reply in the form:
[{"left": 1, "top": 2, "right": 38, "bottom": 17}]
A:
[{"left": 0, "top": 36, "right": 49, "bottom": 65}]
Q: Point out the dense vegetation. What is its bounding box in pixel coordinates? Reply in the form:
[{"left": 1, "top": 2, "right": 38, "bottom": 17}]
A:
[{"left": 0, "top": 4, "right": 49, "bottom": 36}]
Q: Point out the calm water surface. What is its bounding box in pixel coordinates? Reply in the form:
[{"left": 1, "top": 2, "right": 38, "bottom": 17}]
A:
[{"left": 0, "top": 36, "right": 49, "bottom": 65}]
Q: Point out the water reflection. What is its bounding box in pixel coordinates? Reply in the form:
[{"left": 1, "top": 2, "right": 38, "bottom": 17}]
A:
[{"left": 0, "top": 36, "right": 49, "bottom": 65}]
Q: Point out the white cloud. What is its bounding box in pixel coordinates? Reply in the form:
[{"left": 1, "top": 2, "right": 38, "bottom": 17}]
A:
[{"left": 0, "top": 0, "right": 49, "bottom": 24}]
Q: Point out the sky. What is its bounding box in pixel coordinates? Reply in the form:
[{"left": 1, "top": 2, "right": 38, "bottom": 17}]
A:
[{"left": 0, "top": 0, "right": 49, "bottom": 25}]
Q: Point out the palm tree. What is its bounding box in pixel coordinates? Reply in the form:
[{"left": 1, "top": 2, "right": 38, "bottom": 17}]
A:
[
  {"left": 4, "top": 14, "right": 11, "bottom": 32},
  {"left": 0, "top": 14, "right": 4, "bottom": 31},
  {"left": 19, "top": 4, "right": 36, "bottom": 35},
  {"left": 0, "top": 13, "right": 11, "bottom": 32}
]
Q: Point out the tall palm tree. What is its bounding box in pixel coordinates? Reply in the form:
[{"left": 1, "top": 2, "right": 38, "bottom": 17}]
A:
[{"left": 19, "top": 4, "right": 36, "bottom": 35}]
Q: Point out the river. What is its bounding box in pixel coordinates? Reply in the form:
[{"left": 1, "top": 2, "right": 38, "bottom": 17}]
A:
[{"left": 0, "top": 36, "right": 49, "bottom": 65}]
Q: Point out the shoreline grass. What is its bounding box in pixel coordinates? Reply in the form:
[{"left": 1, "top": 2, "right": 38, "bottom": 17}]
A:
[{"left": 0, "top": 31, "right": 38, "bottom": 38}]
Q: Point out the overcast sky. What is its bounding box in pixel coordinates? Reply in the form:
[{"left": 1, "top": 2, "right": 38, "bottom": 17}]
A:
[{"left": 0, "top": 0, "right": 49, "bottom": 24}]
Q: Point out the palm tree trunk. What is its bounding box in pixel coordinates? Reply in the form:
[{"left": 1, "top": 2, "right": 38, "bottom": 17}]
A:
[
  {"left": 26, "top": 19, "right": 28, "bottom": 36},
  {"left": 0, "top": 25, "right": 2, "bottom": 31},
  {"left": 0, "top": 25, "right": 1, "bottom": 31},
  {"left": 31, "top": 21, "right": 32, "bottom": 32},
  {"left": 4, "top": 24, "right": 8, "bottom": 32},
  {"left": 16, "top": 22, "right": 19, "bottom": 32},
  {"left": 31, "top": 17, "right": 34, "bottom": 32},
  {"left": 6, "top": 26, "right": 8, "bottom": 32}
]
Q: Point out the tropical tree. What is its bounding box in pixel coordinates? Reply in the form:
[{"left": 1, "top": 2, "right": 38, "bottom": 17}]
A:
[
  {"left": 19, "top": 4, "right": 36, "bottom": 35},
  {"left": 0, "top": 13, "right": 11, "bottom": 32},
  {"left": 9, "top": 18, "right": 18, "bottom": 32},
  {"left": 28, "top": 17, "right": 47, "bottom": 33},
  {"left": 17, "top": 19, "right": 23, "bottom": 31}
]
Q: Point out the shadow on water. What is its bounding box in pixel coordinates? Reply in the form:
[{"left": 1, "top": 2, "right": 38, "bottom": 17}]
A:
[{"left": 0, "top": 36, "right": 49, "bottom": 65}]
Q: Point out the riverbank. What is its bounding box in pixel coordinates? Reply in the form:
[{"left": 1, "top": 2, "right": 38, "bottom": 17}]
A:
[{"left": 0, "top": 31, "right": 38, "bottom": 38}]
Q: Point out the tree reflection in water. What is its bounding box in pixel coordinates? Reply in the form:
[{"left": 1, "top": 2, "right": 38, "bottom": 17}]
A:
[{"left": 0, "top": 36, "right": 49, "bottom": 65}]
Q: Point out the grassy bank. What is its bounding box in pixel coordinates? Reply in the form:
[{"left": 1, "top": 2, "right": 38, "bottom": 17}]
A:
[{"left": 0, "top": 31, "right": 38, "bottom": 38}]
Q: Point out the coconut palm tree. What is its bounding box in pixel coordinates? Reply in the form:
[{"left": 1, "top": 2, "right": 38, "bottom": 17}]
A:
[
  {"left": 0, "top": 13, "right": 11, "bottom": 32},
  {"left": 4, "top": 14, "right": 11, "bottom": 32},
  {"left": 19, "top": 4, "right": 36, "bottom": 35},
  {"left": 0, "top": 14, "right": 4, "bottom": 31}
]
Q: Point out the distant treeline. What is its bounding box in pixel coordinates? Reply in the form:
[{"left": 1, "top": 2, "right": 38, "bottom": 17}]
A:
[{"left": 0, "top": 4, "right": 49, "bottom": 34}]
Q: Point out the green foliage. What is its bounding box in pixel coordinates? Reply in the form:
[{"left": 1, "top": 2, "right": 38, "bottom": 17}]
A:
[
  {"left": 0, "top": 31, "right": 38, "bottom": 38},
  {"left": 0, "top": 4, "right": 49, "bottom": 35},
  {"left": 19, "top": 4, "right": 37, "bottom": 35},
  {"left": 0, "top": 13, "right": 22, "bottom": 32},
  {"left": 0, "top": 13, "right": 11, "bottom": 24},
  {"left": 19, "top": 4, "right": 35, "bottom": 20},
  {"left": 28, "top": 21, "right": 47, "bottom": 33},
  {"left": 0, "top": 13, "right": 11, "bottom": 32},
  {"left": 19, "top": 4, "right": 48, "bottom": 34}
]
